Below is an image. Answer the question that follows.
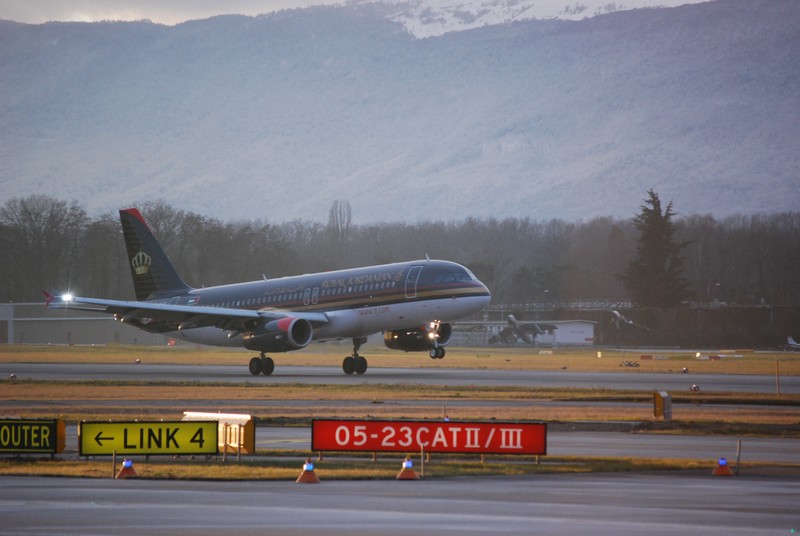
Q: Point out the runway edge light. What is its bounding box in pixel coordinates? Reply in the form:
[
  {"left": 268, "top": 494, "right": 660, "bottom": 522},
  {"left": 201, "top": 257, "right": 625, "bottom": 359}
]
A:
[
  {"left": 296, "top": 457, "right": 320, "bottom": 484},
  {"left": 712, "top": 457, "right": 734, "bottom": 477},
  {"left": 396, "top": 456, "right": 420, "bottom": 480},
  {"left": 116, "top": 459, "right": 137, "bottom": 479}
]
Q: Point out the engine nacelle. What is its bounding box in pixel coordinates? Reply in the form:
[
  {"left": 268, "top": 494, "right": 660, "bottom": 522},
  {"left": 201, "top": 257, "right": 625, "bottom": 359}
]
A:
[
  {"left": 383, "top": 322, "right": 452, "bottom": 352},
  {"left": 243, "top": 317, "right": 313, "bottom": 353}
]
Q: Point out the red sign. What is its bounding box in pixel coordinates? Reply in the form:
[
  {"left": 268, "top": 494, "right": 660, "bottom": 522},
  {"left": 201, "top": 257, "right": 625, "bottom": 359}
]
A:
[{"left": 312, "top": 419, "right": 546, "bottom": 455}]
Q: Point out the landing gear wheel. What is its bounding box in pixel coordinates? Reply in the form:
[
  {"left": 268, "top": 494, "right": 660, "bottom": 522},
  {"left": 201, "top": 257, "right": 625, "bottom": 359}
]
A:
[
  {"left": 248, "top": 357, "right": 263, "bottom": 376},
  {"left": 260, "top": 356, "right": 275, "bottom": 376},
  {"left": 343, "top": 336, "right": 370, "bottom": 376},
  {"left": 429, "top": 347, "right": 446, "bottom": 359},
  {"left": 342, "top": 356, "right": 355, "bottom": 375}
]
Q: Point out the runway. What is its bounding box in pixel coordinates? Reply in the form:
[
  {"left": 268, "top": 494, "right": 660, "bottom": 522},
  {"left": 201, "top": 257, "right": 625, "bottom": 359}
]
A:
[
  {"left": 4, "top": 361, "right": 798, "bottom": 535},
  {"left": 4, "top": 362, "right": 797, "bottom": 393},
  {"left": 1, "top": 474, "right": 798, "bottom": 535}
]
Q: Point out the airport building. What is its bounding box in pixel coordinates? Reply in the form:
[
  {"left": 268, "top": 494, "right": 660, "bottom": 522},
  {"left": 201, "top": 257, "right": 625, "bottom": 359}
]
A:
[{"left": 453, "top": 319, "right": 596, "bottom": 347}]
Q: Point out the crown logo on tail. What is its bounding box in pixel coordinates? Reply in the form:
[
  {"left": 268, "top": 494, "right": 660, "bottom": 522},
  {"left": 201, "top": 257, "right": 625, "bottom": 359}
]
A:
[{"left": 132, "top": 250, "right": 152, "bottom": 276}]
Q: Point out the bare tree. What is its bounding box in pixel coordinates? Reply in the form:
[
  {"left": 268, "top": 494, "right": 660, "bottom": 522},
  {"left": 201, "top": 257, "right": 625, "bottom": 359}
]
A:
[
  {"left": 0, "top": 195, "right": 87, "bottom": 300},
  {"left": 327, "top": 199, "right": 352, "bottom": 245}
]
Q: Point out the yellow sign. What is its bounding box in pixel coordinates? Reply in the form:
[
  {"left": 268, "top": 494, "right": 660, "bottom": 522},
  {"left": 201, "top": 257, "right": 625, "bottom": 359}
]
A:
[
  {"left": 0, "top": 419, "right": 65, "bottom": 454},
  {"left": 80, "top": 421, "right": 218, "bottom": 456}
]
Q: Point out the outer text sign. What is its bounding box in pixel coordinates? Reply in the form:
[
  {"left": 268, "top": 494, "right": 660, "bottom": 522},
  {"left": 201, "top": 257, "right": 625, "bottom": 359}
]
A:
[
  {"left": 80, "top": 421, "right": 218, "bottom": 456},
  {"left": 312, "top": 419, "right": 546, "bottom": 455},
  {"left": 0, "top": 419, "right": 65, "bottom": 454}
]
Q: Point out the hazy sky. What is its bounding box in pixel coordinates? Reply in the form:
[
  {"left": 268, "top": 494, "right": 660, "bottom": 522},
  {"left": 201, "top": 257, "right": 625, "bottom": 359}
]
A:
[{"left": 0, "top": 0, "right": 342, "bottom": 25}]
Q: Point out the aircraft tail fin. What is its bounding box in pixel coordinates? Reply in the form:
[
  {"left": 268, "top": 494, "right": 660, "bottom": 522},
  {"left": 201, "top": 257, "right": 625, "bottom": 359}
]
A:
[
  {"left": 119, "top": 208, "right": 192, "bottom": 301},
  {"left": 789, "top": 336, "right": 799, "bottom": 347}
]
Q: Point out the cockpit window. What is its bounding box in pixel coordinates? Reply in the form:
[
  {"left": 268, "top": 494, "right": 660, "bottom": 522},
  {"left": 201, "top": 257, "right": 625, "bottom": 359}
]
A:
[
  {"left": 462, "top": 266, "right": 478, "bottom": 281},
  {"left": 420, "top": 266, "right": 474, "bottom": 285}
]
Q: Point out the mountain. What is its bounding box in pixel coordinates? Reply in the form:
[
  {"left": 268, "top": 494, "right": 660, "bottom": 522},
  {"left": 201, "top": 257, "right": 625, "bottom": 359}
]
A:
[
  {"left": 378, "top": 0, "right": 708, "bottom": 37},
  {"left": 1, "top": 0, "right": 798, "bottom": 223}
]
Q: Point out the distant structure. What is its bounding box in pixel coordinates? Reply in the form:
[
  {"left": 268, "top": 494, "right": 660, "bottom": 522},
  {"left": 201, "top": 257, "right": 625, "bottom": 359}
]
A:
[
  {"left": 0, "top": 303, "right": 165, "bottom": 345},
  {"left": 452, "top": 319, "right": 596, "bottom": 347}
]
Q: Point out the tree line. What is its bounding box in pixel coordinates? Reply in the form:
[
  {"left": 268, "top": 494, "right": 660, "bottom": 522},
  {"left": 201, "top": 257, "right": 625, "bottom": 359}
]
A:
[{"left": 1, "top": 195, "right": 799, "bottom": 312}]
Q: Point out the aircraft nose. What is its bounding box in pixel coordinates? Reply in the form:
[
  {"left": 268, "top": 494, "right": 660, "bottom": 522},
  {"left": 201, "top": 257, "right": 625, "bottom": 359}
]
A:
[{"left": 478, "top": 281, "right": 492, "bottom": 302}]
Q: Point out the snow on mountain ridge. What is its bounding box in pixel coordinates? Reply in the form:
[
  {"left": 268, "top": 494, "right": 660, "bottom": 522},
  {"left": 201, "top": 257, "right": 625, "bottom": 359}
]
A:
[{"left": 366, "top": 0, "right": 714, "bottom": 37}]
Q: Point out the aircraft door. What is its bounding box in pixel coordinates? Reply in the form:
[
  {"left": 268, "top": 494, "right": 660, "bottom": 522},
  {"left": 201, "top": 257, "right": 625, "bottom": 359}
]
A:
[{"left": 405, "top": 266, "right": 423, "bottom": 299}]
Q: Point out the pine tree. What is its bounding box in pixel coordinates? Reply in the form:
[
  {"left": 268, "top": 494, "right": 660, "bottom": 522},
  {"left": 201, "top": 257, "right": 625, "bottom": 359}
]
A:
[{"left": 619, "top": 190, "right": 692, "bottom": 308}]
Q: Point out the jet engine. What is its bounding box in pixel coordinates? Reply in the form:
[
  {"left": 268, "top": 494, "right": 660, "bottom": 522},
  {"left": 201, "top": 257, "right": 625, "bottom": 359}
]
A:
[
  {"left": 383, "top": 322, "right": 452, "bottom": 352},
  {"left": 243, "top": 317, "right": 313, "bottom": 352}
]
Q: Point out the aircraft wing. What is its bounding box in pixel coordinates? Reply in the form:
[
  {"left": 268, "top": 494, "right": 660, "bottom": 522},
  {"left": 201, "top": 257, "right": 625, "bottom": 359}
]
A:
[
  {"left": 610, "top": 310, "right": 652, "bottom": 331},
  {"left": 484, "top": 316, "right": 559, "bottom": 345},
  {"left": 44, "top": 293, "right": 330, "bottom": 331}
]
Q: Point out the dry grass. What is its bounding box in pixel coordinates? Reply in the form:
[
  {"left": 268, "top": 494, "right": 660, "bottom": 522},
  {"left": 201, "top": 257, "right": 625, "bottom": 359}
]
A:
[
  {"left": 2, "top": 381, "right": 799, "bottom": 426},
  {"left": 1, "top": 345, "right": 799, "bottom": 425},
  {"left": 5, "top": 454, "right": 786, "bottom": 480},
  {"left": 2, "top": 344, "right": 798, "bottom": 375}
]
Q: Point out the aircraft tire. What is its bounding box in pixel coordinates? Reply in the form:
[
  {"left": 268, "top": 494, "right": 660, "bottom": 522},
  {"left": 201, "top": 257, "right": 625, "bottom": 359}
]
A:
[
  {"left": 342, "top": 356, "right": 355, "bottom": 375},
  {"left": 248, "top": 357, "right": 263, "bottom": 376},
  {"left": 429, "top": 347, "right": 445, "bottom": 359},
  {"left": 429, "top": 348, "right": 438, "bottom": 359},
  {"left": 354, "top": 356, "right": 368, "bottom": 375},
  {"left": 260, "top": 356, "right": 275, "bottom": 376}
]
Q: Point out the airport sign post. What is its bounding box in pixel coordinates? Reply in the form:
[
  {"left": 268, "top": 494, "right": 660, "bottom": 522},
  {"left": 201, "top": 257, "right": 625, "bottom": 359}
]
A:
[
  {"left": 80, "top": 421, "right": 218, "bottom": 456},
  {"left": 0, "top": 419, "right": 66, "bottom": 454},
  {"left": 312, "top": 419, "right": 547, "bottom": 455}
]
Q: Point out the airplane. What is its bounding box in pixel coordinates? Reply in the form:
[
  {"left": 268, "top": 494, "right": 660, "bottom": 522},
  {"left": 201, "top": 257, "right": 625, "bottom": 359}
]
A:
[
  {"left": 487, "top": 315, "right": 557, "bottom": 346},
  {"left": 785, "top": 336, "right": 800, "bottom": 350},
  {"left": 45, "top": 208, "right": 491, "bottom": 376},
  {"left": 610, "top": 310, "right": 652, "bottom": 331}
]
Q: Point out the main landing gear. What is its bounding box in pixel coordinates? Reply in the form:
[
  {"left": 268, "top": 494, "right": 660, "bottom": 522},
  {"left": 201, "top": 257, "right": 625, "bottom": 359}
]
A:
[
  {"left": 248, "top": 353, "right": 275, "bottom": 376},
  {"left": 342, "top": 336, "right": 369, "bottom": 375}
]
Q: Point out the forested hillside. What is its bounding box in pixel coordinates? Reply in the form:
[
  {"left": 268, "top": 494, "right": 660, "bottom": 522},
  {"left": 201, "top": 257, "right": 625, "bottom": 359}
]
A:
[{"left": 2, "top": 196, "right": 798, "bottom": 308}]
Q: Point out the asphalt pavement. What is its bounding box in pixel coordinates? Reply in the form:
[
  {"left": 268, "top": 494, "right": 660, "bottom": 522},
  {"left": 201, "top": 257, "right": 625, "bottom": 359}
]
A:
[
  {"left": 1, "top": 474, "right": 797, "bottom": 535},
  {"left": 4, "top": 362, "right": 797, "bottom": 393}
]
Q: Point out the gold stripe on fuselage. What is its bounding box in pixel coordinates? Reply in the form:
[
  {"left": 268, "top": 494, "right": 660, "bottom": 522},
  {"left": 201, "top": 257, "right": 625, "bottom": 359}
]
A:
[{"left": 252, "top": 285, "right": 485, "bottom": 313}]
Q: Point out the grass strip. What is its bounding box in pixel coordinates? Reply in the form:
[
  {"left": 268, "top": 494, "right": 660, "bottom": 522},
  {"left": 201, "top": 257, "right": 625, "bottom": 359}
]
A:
[{"left": 1, "top": 455, "right": 797, "bottom": 480}]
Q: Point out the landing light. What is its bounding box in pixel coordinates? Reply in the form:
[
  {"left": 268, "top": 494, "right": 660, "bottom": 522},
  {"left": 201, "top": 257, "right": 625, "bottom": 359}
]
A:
[{"left": 61, "top": 293, "right": 74, "bottom": 302}]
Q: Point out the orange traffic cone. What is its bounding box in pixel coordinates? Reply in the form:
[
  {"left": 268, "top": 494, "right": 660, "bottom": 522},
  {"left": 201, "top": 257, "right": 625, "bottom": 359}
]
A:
[
  {"left": 712, "top": 458, "right": 734, "bottom": 476},
  {"left": 396, "top": 456, "right": 420, "bottom": 480},
  {"left": 116, "top": 459, "right": 137, "bottom": 479},
  {"left": 296, "top": 458, "right": 320, "bottom": 484}
]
